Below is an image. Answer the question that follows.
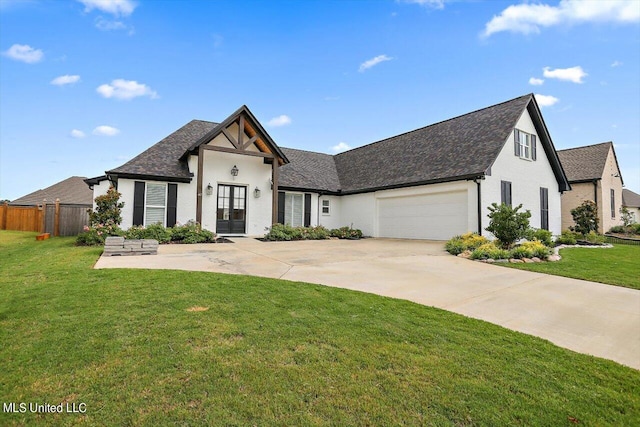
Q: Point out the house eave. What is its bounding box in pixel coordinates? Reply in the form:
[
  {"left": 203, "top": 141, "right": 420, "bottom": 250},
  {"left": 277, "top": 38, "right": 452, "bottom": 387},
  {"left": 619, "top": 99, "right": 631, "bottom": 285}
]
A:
[
  {"left": 339, "top": 173, "right": 484, "bottom": 196},
  {"left": 107, "top": 172, "right": 193, "bottom": 183}
]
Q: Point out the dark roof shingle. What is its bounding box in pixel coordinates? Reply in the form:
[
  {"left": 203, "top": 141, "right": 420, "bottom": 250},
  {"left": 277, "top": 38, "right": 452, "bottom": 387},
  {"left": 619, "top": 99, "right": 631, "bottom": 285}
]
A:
[
  {"left": 108, "top": 120, "right": 217, "bottom": 180},
  {"left": 622, "top": 189, "right": 640, "bottom": 208},
  {"left": 557, "top": 142, "right": 612, "bottom": 182},
  {"left": 333, "top": 94, "right": 532, "bottom": 193},
  {"left": 10, "top": 176, "right": 93, "bottom": 205},
  {"left": 279, "top": 148, "right": 341, "bottom": 192}
]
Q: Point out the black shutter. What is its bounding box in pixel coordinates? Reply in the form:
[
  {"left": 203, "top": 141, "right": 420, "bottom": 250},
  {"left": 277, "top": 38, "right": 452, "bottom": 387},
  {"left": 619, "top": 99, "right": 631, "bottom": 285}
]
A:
[
  {"left": 514, "top": 130, "right": 521, "bottom": 157},
  {"left": 304, "top": 193, "right": 311, "bottom": 227},
  {"left": 133, "top": 181, "right": 145, "bottom": 226},
  {"left": 501, "top": 181, "right": 512, "bottom": 207},
  {"left": 531, "top": 134, "right": 537, "bottom": 161},
  {"left": 166, "top": 183, "right": 178, "bottom": 227},
  {"left": 540, "top": 187, "right": 549, "bottom": 230},
  {"left": 277, "top": 191, "right": 285, "bottom": 224}
]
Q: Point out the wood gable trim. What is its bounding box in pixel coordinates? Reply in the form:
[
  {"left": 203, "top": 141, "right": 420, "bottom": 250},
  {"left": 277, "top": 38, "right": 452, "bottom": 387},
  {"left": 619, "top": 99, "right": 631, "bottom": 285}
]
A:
[{"left": 183, "top": 105, "right": 290, "bottom": 166}]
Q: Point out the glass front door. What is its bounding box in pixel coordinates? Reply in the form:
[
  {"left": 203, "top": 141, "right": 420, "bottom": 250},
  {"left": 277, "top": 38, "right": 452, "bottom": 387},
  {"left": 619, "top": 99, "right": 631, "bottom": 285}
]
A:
[{"left": 216, "top": 185, "right": 246, "bottom": 234}]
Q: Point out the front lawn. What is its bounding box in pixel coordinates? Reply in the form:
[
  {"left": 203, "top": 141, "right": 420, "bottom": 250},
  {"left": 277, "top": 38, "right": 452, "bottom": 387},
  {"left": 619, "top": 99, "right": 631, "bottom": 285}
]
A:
[
  {"left": 1, "top": 231, "right": 639, "bottom": 425},
  {"left": 503, "top": 244, "right": 640, "bottom": 290}
]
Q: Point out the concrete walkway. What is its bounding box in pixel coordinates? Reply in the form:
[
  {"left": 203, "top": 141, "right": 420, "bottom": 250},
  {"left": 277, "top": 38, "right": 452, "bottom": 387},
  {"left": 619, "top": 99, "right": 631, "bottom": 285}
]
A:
[{"left": 95, "top": 238, "right": 640, "bottom": 370}]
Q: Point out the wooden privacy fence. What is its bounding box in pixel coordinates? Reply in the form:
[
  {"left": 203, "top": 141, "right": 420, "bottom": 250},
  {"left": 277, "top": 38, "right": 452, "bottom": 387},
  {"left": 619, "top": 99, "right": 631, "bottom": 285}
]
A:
[{"left": 1, "top": 200, "right": 90, "bottom": 237}]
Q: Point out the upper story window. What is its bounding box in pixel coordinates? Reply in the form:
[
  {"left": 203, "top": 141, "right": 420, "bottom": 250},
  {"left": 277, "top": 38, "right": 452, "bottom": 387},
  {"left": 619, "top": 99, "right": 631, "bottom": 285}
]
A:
[{"left": 514, "top": 129, "right": 537, "bottom": 161}]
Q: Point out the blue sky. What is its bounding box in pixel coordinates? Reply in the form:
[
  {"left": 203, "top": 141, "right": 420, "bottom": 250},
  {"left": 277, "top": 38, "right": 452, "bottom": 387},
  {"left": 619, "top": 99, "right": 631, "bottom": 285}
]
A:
[{"left": 1, "top": 0, "right": 639, "bottom": 201}]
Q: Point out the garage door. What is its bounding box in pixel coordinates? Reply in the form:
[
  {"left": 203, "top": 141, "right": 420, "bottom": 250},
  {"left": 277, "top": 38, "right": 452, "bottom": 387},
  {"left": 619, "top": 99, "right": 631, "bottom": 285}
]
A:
[{"left": 377, "top": 190, "right": 468, "bottom": 240}]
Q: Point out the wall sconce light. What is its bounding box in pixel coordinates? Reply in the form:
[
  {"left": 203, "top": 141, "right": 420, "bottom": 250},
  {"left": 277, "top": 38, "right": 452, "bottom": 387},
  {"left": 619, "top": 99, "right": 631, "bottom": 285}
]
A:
[
  {"left": 231, "top": 165, "right": 239, "bottom": 177},
  {"left": 206, "top": 183, "right": 213, "bottom": 196},
  {"left": 254, "top": 187, "right": 261, "bottom": 198}
]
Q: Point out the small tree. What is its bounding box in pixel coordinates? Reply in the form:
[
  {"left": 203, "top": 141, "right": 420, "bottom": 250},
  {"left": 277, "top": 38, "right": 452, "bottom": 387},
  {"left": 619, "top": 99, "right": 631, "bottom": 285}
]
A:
[
  {"left": 485, "top": 203, "right": 532, "bottom": 249},
  {"left": 89, "top": 186, "right": 124, "bottom": 227},
  {"left": 570, "top": 200, "right": 599, "bottom": 236},
  {"left": 620, "top": 206, "right": 634, "bottom": 228}
]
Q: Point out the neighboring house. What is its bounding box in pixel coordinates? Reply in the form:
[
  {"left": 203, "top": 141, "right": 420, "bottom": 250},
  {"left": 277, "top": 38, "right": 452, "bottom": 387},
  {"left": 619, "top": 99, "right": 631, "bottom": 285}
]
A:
[
  {"left": 557, "top": 142, "right": 624, "bottom": 233},
  {"left": 10, "top": 176, "right": 93, "bottom": 206},
  {"left": 86, "top": 94, "right": 570, "bottom": 240},
  {"left": 622, "top": 189, "right": 640, "bottom": 223}
]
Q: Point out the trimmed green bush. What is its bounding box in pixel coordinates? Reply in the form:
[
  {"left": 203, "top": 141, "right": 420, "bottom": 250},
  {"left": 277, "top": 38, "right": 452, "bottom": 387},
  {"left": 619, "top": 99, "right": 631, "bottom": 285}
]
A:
[
  {"left": 609, "top": 225, "right": 625, "bottom": 234},
  {"left": 445, "top": 237, "right": 466, "bottom": 255},
  {"left": 264, "top": 224, "right": 304, "bottom": 241},
  {"left": 302, "top": 226, "right": 331, "bottom": 240},
  {"left": 485, "top": 203, "right": 532, "bottom": 249},
  {"left": 583, "top": 231, "right": 605, "bottom": 245},
  {"left": 445, "top": 233, "right": 489, "bottom": 255},
  {"left": 171, "top": 221, "right": 215, "bottom": 244},
  {"left": 125, "top": 223, "right": 172, "bottom": 244},
  {"left": 470, "top": 243, "right": 510, "bottom": 260},
  {"left": 76, "top": 223, "right": 123, "bottom": 246},
  {"left": 555, "top": 230, "right": 578, "bottom": 245},
  {"left": 530, "top": 229, "right": 553, "bottom": 247},
  {"left": 518, "top": 240, "right": 551, "bottom": 258},
  {"left": 330, "top": 226, "right": 363, "bottom": 239}
]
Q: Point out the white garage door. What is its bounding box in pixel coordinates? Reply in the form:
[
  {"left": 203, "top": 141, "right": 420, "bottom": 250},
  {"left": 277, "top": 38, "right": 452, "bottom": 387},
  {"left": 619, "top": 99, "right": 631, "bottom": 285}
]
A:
[{"left": 377, "top": 190, "right": 468, "bottom": 240}]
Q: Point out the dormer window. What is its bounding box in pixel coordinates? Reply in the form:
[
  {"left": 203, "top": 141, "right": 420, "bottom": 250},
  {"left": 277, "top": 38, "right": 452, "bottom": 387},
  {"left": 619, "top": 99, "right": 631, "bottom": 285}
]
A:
[{"left": 514, "top": 129, "right": 537, "bottom": 161}]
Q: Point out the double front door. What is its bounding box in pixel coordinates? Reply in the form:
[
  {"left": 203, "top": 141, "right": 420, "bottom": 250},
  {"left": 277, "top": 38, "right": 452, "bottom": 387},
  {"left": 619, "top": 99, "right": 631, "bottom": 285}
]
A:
[{"left": 216, "top": 185, "right": 246, "bottom": 234}]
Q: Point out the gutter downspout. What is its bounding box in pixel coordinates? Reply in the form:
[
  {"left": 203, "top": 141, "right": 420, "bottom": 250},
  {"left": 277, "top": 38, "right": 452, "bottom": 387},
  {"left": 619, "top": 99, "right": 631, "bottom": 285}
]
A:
[
  {"left": 472, "top": 177, "right": 483, "bottom": 236},
  {"left": 317, "top": 193, "right": 323, "bottom": 226},
  {"left": 593, "top": 179, "right": 599, "bottom": 233}
]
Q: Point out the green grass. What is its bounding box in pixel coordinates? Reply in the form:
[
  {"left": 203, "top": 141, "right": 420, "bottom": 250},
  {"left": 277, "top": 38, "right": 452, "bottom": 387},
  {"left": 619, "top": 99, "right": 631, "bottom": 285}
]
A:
[
  {"left": 1, "top": 231, "right": 639, "bottom": 426},
  {"left": 503, "top": 244, "right": 640, "bottom": 290}
]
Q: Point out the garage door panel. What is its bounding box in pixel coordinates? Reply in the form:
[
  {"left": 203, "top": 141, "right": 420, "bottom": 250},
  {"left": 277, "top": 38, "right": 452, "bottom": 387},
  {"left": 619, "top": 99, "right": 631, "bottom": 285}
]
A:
[{"left": 377, "top": 191, "right": 467, "bottom": 240}]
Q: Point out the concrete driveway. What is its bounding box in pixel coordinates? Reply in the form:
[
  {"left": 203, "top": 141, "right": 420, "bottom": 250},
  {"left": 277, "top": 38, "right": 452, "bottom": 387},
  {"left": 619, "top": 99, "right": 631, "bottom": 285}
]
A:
[{"left": 95, "top": 238, "right": 640, "bottom": 370}]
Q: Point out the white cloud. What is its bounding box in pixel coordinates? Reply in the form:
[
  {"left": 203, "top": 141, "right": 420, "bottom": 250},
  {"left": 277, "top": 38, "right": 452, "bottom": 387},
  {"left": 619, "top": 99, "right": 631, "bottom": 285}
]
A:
[
  {"left": 77, "top": 0, "right": 137, "bottom": 17},
  {"left": 611, "top": 60, "right": 623, "bottom": 67},
  {"left": 529, "top": 77, "right": 544, "bottom": 86},
  {"left": 543, "top": 66, "right": 587, "bottom": 83},
  {"left": 483, "top": 0, "right": 640, "bottom": 37},
  {"left": 2, "top": 44, "right": 43, "bottom": 63},
  {"left": 534, "top": 94, "right": 560, "bottom": 107},
  {"left": 398, "top": 0, "right": 446, "bottom": 9},
  {"left": 267, "top": 115, "right": 292, "bottom": 127},
  {"left": 331, "top": 142, "right": 352, "bottom": 153},
  {"left": 93, "top": 125, "right": 120, "bottom": 136},
  {"left": 97, "top": 79, "right": 158, "bottom": 100},
  {"left": 70, "top": 129, "right": 86, "bottom": 138},
  {"left": 94, "top": 16, "right": 127, "bottom": 31},
  {"left": 359, "top": 54, "right": 394, "bottom": 72},
  {"left": 51, "top": 75, "right": 80, "bottom": 86}
]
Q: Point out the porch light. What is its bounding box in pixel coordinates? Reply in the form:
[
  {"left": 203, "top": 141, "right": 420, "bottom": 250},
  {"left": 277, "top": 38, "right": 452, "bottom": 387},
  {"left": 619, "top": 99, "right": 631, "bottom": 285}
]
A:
[
  {"left": 231, "top": 165, "right": 239, "bottom": 177},
  {"left": 254, "top": 187, "right": 261, "bottom": 198},
  {"left": 206, "top": 183, "right": 213, "bottom": 196}
]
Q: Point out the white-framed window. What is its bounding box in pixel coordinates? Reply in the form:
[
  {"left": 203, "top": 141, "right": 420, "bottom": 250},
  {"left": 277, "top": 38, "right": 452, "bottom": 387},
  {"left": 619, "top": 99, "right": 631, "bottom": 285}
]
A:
[
  {"left": 284, "top": 193, "right": 303, "bottom": 227},
  {"left": 514, "top": 129, "right": 536, "bottom": 161},
  {"left": 145, "top": 182, "right": 167, "bottom": 226},
  {"left": 322, "top": 199, "right": 330, "bottom": 215}
]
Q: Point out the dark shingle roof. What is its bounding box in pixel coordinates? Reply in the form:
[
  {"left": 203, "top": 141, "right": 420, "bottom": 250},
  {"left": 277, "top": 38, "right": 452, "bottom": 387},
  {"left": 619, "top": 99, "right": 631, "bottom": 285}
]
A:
[
  {"left": 557, "top": 142, "right": 612, "bottom": 182},
  {"left": 622, "top": 189, "right": 640, "bottom": 208},
  {"left": 333, "top": 94, "right": 532, "bottom": 193},
  {"left": 108, "top": 120, "right": 218, "bottom": 180},
  {"left": 279, "top": 148, "right": 341, "bottom": 192},
  {"left": 10, "top": 176, "right": 93, "bottom": 205}
]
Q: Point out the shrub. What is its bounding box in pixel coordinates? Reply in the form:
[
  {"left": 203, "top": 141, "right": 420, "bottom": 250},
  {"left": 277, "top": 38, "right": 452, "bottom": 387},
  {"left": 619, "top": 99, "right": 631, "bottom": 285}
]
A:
[
  {"left": 583, "top": 231, "right": 605, "bottom": 245},
  {"left": 76, "top": 223, "right": 123, "bottom": 246},
  {"left": 445, "top": 237, "right": 466, "bottom": 255},
  {"left": 330, "top": 226, "right": 363, "bottom": 239},
  {"left": 609, "top": 225, "right": 625, "bottom": 234},
  {"left": 459, "top": 232, "right": 488, "bottom": 250},
  {"left": 509, "top": 245, "right": 532, "bottom": 259},
  {"left": 88, "top": 186, "right": 124, "bottom": 228},
  {"left": 570, "top": 200, "right": 599, "bottom": 236},
  {"left": 518, "top": 240, "right": 551, "bottom": 258},
  {"left": 620, "top": 206, "right": 634, "bottom": 228},
  {"left": 485, "top": 203, "right": 532, "bottom": 249},
  {"left": 264, "top": 224, "right": 304, "bottom": 241},
  {"left": 470, "top": 242, "right": 510, "bottom": 260},
  {"left": 302, "top": 226, "right": 330, "bottom": 240},
  {"left": 632, "top": 223, "right": 640, "bottom": 235},
  {"left": 530, "top": 228, "right": 553, "bottom": 247},
  {"left": 124, "top": 223, "right": 172, "bottom": 244},
  {"left": 171, "top": 221, "right": 215, "bottom": 244},
  {"left": 555, "top": 230, "right": 578, "bottom": 245}
]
